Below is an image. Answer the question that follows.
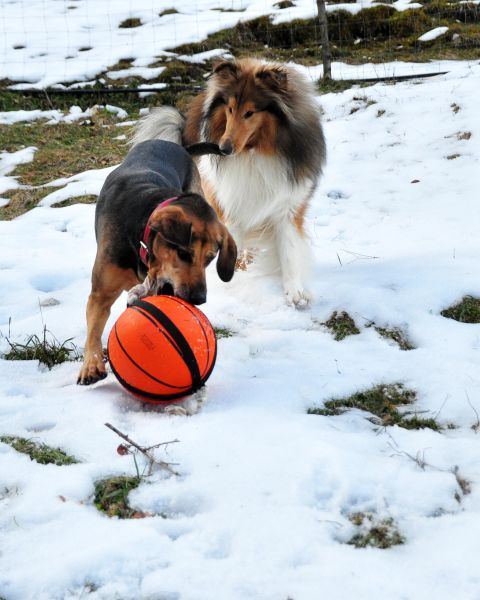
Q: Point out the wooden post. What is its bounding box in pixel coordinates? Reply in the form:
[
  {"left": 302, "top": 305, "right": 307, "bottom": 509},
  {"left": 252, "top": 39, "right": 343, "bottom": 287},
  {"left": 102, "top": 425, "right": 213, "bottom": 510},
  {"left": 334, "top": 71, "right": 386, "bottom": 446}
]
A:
[{"left": 316, "top": 0, "right": 332, "bottom": 80}]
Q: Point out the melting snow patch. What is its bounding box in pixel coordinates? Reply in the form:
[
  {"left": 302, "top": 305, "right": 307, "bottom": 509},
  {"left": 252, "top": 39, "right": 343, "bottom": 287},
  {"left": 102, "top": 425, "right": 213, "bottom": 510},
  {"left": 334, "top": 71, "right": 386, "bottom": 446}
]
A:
[{"left": 418, "top": 27, "right": 449, "bottom": 42}]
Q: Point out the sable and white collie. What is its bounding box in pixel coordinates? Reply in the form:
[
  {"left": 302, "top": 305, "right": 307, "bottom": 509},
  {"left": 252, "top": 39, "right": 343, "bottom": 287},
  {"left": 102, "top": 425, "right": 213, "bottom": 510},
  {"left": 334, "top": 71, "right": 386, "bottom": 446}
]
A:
[{"left": 132, "top": 58, "right": 326, "bottom": 307}]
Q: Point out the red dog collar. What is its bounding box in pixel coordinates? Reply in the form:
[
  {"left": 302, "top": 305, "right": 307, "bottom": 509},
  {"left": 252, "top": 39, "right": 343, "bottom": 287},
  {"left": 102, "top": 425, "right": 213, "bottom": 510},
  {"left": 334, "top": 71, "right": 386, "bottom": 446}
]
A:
[{"left": 139, "top": 196, "right": 179, "bottom": 266}]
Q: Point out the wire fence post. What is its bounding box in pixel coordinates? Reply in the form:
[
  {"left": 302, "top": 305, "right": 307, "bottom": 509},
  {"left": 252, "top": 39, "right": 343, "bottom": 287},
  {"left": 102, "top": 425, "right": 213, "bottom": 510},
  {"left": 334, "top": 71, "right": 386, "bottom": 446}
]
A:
[{"left": 316, "top": 0, "right": 332, "bottom": 80}]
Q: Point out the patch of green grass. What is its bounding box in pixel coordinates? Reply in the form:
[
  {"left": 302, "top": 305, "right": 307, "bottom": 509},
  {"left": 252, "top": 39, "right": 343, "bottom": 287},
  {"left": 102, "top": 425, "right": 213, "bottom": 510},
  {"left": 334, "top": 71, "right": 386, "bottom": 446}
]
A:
[
  {"left": 214, "top": 327, "right": 235, "bottom": 339},
  {"left": 318, "top": 79, "right": 355, "bottom": 93},
  {"left": 399, "top": 416, "right": 442, "bottom": 431},
  {"left": 308, "top": 383, "right": 442, "bottom": 431},
  {"left": 159, "top": 60, "right": 207, "bottom": 85},
  {"left": 441, "top": 296, "right": 480, "bottom": 323},
  {"left": 0, "top": 435, "right": 78, "bottom": 465},
  {"left": 3, "top": 327, "right": 80, "bottom": 369},
  {"left": 275, "top": 0, "right": 296, "bottom": 8},
  {"left": 347, "top": 513, "right": 405, "bottom": 549},
  {"left": 169, "top": 8, "right": 480, "bottom": 66},
  {"left": 369, "top": 323, "right": 415, "bottom": 350},
  {"left": 94, "top": 476, "right": 144, "bottom": 518},
  {"left": 324, "top": 311, "right": 360, "bottom": 341},
  {"left": 159, "top": 8, "right": 179, "bottom": 17},
  {"left": 211, "top": 6, "right": 246, "bottom": 12},
  {"left": 118, "top": 18, "right": 142, "bottom": 29},
  {"left": 0, "top": 187, "right": 53, "bottom": 220},
  {"left": 51, "top": 194, "right": 98, "bottom": 209},
  {"left": 0, "top": 117, "right": 126, "bottom": 218}
]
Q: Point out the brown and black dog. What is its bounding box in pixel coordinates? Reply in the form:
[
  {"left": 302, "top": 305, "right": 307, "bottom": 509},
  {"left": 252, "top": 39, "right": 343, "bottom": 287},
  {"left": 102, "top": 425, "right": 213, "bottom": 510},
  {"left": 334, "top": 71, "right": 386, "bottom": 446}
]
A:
[{"left": 77, "top": 138, "right": 237, "bottom": 385}]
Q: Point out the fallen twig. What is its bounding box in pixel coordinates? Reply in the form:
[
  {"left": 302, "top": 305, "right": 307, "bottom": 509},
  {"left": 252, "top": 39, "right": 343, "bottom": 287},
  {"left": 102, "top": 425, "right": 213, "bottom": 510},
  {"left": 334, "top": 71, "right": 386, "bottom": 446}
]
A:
[{"left": 105, "top": 423, "right": 180, "bottom": 476}]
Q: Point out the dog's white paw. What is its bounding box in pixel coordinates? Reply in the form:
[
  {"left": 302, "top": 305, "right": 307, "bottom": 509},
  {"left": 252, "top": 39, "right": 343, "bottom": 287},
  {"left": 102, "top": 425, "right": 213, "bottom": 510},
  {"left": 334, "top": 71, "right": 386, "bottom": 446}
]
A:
[
  {"left": 127, "top": 283, "right": 149, "bottom": 306},
  {"left": 163, "top": 404, "right": 188, "bottom": 417},
  {"left": 285, "top": 287, "right": 313, "bottom": 309}
]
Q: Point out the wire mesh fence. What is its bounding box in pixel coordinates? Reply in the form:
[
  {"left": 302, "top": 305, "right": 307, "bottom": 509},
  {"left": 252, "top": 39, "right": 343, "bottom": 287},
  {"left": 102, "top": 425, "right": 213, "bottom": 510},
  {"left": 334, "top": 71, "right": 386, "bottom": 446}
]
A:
[{"left": 0, "top": 0, "right": 478, "bottom": 99}]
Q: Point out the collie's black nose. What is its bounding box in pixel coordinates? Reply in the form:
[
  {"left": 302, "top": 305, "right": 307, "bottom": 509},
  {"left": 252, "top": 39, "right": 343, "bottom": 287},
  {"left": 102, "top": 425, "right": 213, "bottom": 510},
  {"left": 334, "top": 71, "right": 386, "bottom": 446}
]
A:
[{"left": 219, "top": 141, "right": 233, "bottom": 155}]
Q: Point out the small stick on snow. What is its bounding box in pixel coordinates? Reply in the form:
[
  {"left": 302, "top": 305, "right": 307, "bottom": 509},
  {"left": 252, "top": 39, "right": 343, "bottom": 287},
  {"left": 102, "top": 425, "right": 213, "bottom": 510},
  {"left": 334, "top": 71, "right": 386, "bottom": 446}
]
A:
[
  {"left": 466, "top": 392, "right": 480, "bottom": 433},
  {"left": 105, "top": 422, "right": 180, "bottom": 476}
]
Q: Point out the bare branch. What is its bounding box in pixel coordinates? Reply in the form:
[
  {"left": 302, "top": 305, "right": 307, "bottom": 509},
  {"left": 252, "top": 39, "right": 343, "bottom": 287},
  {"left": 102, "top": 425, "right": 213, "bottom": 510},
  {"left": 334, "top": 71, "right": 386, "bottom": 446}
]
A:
[
  {"left": 465, "top": 392, "right": 480, "bottom": 433},
  {"left": 105, "top": 423, "right": 180, "bottom": 476}
]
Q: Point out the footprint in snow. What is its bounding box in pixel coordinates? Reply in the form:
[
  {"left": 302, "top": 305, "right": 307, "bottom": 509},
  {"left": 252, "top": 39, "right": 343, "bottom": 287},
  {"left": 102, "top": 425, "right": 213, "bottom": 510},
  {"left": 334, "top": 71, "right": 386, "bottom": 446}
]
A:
[{"left": 30, "top": 272, "right": 75, "bottom": 293}]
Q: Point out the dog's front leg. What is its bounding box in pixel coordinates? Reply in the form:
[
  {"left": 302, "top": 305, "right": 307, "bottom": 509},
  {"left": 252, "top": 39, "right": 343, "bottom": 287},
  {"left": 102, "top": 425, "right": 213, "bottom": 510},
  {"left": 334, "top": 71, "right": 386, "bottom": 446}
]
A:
[
  {"left": 275, "top": 216, "right": 313, "bottom": 308},
  {"left": 78, "top": 263, "right": 137, "bottom": 385}
]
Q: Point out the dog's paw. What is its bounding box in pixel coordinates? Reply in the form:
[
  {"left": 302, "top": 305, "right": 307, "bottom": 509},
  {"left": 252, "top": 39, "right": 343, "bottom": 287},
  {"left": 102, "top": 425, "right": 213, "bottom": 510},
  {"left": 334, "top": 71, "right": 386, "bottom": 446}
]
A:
[
  {"left": 127, "top": 283, "right": 148, "bottom": 306},
  {"left": 163, "top": 404, "right": 188, "bottom": 417},
  {"left": 77, "top": 353, "right": 107, "bottom": 385},
  {"left": 285, "top": 287, "right": 313, "bottom": 309}
]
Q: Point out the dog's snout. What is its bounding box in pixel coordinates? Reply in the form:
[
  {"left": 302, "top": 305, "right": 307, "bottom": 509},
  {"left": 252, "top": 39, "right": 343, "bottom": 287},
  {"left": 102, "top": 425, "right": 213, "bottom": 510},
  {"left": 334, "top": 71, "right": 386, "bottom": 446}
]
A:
[
  {"left": 219, "top": 140, "right": 233, "bottom": 156},
  {"left": 189, "top": 287, "right": 207, "bottom": 305}
]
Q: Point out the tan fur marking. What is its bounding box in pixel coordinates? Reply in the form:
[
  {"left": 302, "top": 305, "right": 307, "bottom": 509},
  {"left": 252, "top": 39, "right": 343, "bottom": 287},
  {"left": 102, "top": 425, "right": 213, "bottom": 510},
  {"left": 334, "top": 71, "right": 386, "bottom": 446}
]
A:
[
  {"left": 201, "top": 178, "right": 225, "bottom": 222},
  {"left": 78, "top": 260, "right": 139, "bottom": 384},
  {"left": 183, "top": 93, "right": 205, "bottom": 145},
  {"left": 148, "top": 206, "right": 227, "bottom": 299},
  {"left": 293, "top": 199, "right": 311, "bottom": 237}
]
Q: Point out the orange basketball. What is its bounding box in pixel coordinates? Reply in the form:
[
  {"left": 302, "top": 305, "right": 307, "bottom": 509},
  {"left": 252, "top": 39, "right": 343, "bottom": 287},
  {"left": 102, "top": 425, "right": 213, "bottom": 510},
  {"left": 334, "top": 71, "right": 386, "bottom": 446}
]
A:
[{"left": 107, "top": 296, "right": 217, "bottom": 403}]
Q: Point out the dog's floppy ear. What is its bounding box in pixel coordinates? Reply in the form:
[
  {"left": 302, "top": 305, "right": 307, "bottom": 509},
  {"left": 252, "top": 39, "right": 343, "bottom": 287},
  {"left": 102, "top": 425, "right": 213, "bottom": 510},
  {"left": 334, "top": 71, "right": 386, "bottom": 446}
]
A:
[
  {"left": 212, "top": 59, "right": 238, "bottom": 81},
  {"left": 152, "top": 208, "right": 192, "bottom": 248},
  {"left": 216, "top": 225, "right": 237, "bottom": 282},
  {"left": 256, "top": 65, "right": 288, "bottom": 89}
]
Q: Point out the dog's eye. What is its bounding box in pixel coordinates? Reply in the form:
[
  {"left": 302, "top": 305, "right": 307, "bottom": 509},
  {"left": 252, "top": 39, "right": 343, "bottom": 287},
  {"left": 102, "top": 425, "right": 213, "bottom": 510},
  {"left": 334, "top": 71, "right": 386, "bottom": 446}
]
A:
[
  {"left": 228, "top": 107, "right": 233, "bottom": 114},
  {"left": 244, "top": 111, "right": 254, "bottom": 119},
  {"left": 176, "top": 248, "right": 193, "bottom": 263}
]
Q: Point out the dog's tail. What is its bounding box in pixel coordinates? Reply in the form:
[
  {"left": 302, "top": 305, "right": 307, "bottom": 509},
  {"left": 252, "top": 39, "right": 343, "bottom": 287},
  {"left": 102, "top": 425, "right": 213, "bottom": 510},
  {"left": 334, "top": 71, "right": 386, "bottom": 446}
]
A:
[
  {"left": 131, "top": 106, "right": 226, "bottom": 157},
  {"left": 130, "top": 106, "right": 184, "bottom": 147}
]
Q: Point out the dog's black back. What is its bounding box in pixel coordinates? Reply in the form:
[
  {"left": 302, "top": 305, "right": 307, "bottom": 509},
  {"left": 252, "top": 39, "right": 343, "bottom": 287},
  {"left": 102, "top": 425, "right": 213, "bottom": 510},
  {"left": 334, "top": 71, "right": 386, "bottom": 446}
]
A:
[{"left": 95, "top": 140, "right": 200, "bottom": 274}]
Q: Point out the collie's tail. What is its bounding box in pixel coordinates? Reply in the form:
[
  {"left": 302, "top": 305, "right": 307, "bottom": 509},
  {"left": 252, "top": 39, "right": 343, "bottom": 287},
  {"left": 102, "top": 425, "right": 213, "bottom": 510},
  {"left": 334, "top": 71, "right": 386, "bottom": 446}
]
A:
[{"left": 130, "top": 106, "right": 184, "bottom": 147}]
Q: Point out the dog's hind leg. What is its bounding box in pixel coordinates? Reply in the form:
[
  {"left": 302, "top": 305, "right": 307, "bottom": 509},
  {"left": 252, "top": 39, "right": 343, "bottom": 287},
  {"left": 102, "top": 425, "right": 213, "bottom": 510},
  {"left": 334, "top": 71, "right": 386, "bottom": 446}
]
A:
[
  {"left": 78, "top": 260, "right": 138, "bottom": 385},
  {"left": 275, "top": 215, "right": 312, "bottom": 308}
]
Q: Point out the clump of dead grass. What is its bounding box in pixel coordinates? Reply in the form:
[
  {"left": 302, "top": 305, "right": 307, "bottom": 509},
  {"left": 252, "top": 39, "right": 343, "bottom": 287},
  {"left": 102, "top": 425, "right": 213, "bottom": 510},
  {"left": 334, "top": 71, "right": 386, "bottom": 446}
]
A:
[
  {"left": 324, "top": 311, "right": 360, "bottom": 341},
  {"left": 441, "top": 296, "right": 480, "bottom": 323},
  {"left": 0, "top": 436, "right": 78, "bottom": 465},
  {"left": 308, "top": 383, "right": 442, "bottom": 431},
  {"left": 3, "top": 326, "right": 80, "bottom": 369},
  {"left": 347, "top": 512, "right": 405, "bottom": 548}
]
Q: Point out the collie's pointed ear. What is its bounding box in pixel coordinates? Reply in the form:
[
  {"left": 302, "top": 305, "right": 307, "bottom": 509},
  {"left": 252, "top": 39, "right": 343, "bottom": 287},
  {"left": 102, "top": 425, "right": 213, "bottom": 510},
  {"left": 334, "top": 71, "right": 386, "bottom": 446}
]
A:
[
  {"left": 216, "top": 225, "right": 237, "bottom": 282},
  {"left": 256, "top": 66, "right": 288, "bottom": 89},
  {"left": 212, "top": 59, "right": 238, "bottom": 81}
]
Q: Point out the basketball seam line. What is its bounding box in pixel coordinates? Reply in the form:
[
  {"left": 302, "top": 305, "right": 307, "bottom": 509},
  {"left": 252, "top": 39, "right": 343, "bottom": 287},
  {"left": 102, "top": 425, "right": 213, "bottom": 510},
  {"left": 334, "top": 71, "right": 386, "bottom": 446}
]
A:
[
  {"left": 132, "top": 299, "right": 202, "bottom": 391},
  {"left": 166, "top": 295, "right": 213, "bottom": 379},
  {"left": 112, "top": 322, "right": 189, "bottom": 390}
]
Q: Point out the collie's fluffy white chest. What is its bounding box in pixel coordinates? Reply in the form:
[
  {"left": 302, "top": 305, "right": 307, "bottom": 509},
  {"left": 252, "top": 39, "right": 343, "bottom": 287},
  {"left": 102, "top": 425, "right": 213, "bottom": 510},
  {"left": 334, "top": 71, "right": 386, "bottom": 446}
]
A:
[{"left": 200, "top": 152, "right": 312, "bottom": 235}]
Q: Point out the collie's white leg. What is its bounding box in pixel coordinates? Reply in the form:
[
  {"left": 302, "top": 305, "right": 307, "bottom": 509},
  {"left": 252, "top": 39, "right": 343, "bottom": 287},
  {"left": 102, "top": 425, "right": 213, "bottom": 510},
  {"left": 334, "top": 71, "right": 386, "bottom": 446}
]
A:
[{"left": 275, "top": 217, "right": 313, "bottom": 308}]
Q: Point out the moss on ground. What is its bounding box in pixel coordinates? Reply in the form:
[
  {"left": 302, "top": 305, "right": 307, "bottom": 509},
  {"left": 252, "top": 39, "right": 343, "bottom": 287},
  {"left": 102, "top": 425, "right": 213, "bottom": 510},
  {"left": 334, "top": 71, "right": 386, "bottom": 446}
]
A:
[
  {"left": 0, "top": 436, "right": 78, "bottom": 465},
  {"left": 369, "top": 323, "right": 415, "bottom": 350},
  {"left": 118, "top": 18, "right": 142, "bottom": 29},
  {"left": 348, "top": 513, "right": 405, "bottom": 549},
  {"left": 308, "top": 383, "right": 442, "bottom": 431},
  {"left": 275, "top": 0, "right": 296, "bottom": 8},
  {"left": 94, "top": 476, "right": 153, "bottom": 519},
  {"left": 3, "top": 328, "right": 80, "bottom": 368},
  {"left": 0, "top": 117, "right": 126, "bottom": 218},
  {"left": 441, "top": 296, "right": 480, "bottom": 323},
  {"left": 159, "top": 8, "right": 179, "bottom": 17},
  {"left": 168, "top": 8, "right": 480, "bottom": 65},
  {"left": 324, "top": 311, "right": 360, "bottom": 341},
  {"left": 214, "top": 327, "right": 235, "bottom": 339}
]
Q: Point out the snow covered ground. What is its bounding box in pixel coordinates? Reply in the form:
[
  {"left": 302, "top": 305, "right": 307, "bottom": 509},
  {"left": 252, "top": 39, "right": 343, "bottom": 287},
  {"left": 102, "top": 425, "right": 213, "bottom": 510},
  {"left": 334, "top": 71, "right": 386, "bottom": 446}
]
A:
[
  {"left": 1, "top": 0, "right": 444, "bottom": 88},
  {"left": 2, "top": 1, "right": 480, "bottom": 599},
  {"left": 1, "top": 60, "right": 480, "bottom": 599}
]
